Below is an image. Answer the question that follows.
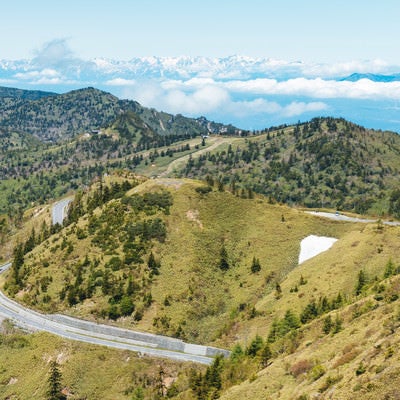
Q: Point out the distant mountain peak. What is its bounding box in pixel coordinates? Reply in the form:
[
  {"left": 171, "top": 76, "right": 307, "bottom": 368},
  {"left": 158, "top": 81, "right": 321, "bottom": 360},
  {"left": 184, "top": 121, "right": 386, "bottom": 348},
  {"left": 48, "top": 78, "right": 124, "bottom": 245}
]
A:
[{"left": 340, "top": 72, "right": 400, "bottom": 82}]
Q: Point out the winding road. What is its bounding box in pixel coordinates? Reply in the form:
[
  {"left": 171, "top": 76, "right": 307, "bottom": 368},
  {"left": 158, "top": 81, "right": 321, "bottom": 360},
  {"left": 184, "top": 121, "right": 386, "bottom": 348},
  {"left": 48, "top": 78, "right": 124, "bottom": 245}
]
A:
[
  {"left": 306, "top": 211, "right": 400, "bottom": 226},
  {"left": 0, "top": 270, "right": 228, "bottom": 364},
  {"left": 0, "top": 199, "right": 230, "bottom": 365}
]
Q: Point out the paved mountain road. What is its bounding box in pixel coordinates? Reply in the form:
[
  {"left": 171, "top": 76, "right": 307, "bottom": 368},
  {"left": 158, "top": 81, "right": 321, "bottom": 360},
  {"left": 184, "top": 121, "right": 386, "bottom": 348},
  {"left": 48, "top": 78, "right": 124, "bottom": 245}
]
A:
[
  {"left": 306, "top": 211, "right": 400, "bottom": 226},
  {"left": 52, "top": 198, "right": 73, "bottom": 225},
  {"left": 0, "top": 264, "right": 228, "bottom": 364}
]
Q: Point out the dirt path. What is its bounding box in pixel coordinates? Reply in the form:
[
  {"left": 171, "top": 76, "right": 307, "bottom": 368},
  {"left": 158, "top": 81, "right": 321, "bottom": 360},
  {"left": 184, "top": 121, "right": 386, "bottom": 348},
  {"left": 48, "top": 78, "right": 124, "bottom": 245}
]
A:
[{"left": 159, "top": 136, "right": 234, "bottom": 177}]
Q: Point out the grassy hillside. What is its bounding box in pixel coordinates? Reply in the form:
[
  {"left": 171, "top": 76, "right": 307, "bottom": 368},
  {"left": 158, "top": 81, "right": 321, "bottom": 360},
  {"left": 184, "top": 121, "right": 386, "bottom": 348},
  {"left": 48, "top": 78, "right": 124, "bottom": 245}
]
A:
[
  {"left": 220, "top": 282, "right": 400, "bottom": 400},
  {"left": 0, "top": 321, "right": 200, "bottom": 400},
  {"left": 2, "top": 179, "right": 400, "bottom": 398},
  {"left": 179, "top": 117, "right": 400, "bottom": 217},
  {"left": 2, "top": 177, "right": 360, "bottom": 342},
  {"left": 3, "top": 86, "right": 400, "bottom": 398}
]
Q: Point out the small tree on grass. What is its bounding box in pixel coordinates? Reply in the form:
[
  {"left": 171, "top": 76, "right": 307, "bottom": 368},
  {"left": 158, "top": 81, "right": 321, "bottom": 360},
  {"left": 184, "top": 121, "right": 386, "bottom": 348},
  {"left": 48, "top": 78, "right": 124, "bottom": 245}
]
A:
[
  {"left": 260, "top": 343, "right": 272, "bottom": 367},
  {"left": 323, "top": 315, "right": 333, "bottom": 334},
  {"left": 47, "top": 361, "right": 66, "bottom": 400},
  {"left": 219, "top": 245, "right": 230, "bottom": 271},
  {"left": 251, "top": 256, "right": 261, "bottom": 273},
  {"left": 355, "top": 269, "right": 368, "bottom": 296}
]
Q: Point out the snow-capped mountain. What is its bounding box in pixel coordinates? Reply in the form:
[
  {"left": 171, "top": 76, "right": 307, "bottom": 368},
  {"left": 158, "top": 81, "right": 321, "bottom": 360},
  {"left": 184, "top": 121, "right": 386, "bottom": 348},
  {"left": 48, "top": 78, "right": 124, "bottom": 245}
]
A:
[{"left": 1, "top": 54, "right": 400, "bottom": 132}]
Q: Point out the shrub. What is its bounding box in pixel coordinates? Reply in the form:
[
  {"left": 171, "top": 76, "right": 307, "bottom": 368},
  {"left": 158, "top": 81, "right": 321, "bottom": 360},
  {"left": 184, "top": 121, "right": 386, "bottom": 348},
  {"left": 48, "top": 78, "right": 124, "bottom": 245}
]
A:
[
  {"left": 290, "top": 359, "right": 313, "bottom": 378},
  {"left": 310, "top": 364, "right": 326, "bottom": 381},
  {"left": 355, "top": 362, "right": 366, "bottom": 376},
  {"left": 195, "top": 186, "right": 212, "bottom": 195},
  {"left": 319, "top": 375, "right": 343, "bottom": 393}
]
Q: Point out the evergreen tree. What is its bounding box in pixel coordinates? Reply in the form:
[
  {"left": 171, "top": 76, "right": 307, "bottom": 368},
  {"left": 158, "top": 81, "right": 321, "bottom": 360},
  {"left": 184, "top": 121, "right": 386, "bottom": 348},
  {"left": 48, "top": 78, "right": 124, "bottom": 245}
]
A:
[
  {"left": 147, "top": 252, "right": 160, "bottom": 276},
  {"left": 300, "top": 299, "right": 319, "bottom": 323},
  {"left": 384, "top": 259, "right": 395, "bottom": 278},
  {"left": 47, "top": 361, "right": 66, "bottom": 400},
  {"left": 355, "top": 269, "right": 368, "bottom": 295},
  {"left": 11, "top": 243, "right": 24, "bottom": 288},
  {"left": 283, "top": 309, "right": 300, "bottom": 330},
  {"left": 246, "top": 335, "right": 263, "bottom": 357},
  {"left": 333, "top": 314, "right": 343, "bottom": 334},
  {"left": 260, "top": 343, "right": 272, "bottom": 367},
  {"left": 219, "top": 245, "right": 230, "bottom": 271},
  {"left": 250, "top": 256, "right": 261, "bottom": 273},
  {"left": 322, "top": 315, "right": 333, "bottom": 334}
]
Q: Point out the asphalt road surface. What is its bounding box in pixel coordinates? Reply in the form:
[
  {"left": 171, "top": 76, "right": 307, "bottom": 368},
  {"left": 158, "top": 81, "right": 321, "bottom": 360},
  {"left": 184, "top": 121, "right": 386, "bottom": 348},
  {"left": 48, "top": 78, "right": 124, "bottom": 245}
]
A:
[
  {"left": 306, "top": 211, "right": 400, "bottom": 226},
  {"left": 52, "top": 198, "right": 73, "bottom": 225}
]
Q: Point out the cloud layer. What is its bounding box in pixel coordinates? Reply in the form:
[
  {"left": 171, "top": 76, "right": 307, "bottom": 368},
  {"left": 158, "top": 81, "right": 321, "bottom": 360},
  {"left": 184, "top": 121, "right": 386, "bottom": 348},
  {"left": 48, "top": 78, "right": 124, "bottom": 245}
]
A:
[{"left": 1, "top": 40, "right": 400, "bottom": 130}]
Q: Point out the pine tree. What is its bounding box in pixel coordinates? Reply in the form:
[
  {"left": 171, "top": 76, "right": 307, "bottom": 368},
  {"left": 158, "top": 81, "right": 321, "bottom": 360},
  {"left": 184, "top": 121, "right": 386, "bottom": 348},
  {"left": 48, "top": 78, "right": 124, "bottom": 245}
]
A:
[
  {"left": 246, "top": 335, "right": 263, "bottom": 357},
  {"left": 322, "top": 315, "right": 333, "bottom": 334},
  {"left": 148, "top": 252, "right": 160, "bottom": 276},
  {"left": 384, "top": 259, "right": 395, "bottom": 278},
  {"left": 11, "top": 243, "right": 24, "bottom": 288},
  {"left": 250, "top": 256, "right": 261, "bottom": 273},
  {"left": 333, "top": 314, "right": 343, "bottom": 334},
  {"left": 260, "top": 343, "right": 272, "bottom": 367},
  {"left": 47, "top": 361, "right": 66, "bottom": 400},
  {"left": 219, "top": 246, "right": 230, "bottom": 271},
  {"left": 355, "top": 269, "right": 368, "bottom": 295}
]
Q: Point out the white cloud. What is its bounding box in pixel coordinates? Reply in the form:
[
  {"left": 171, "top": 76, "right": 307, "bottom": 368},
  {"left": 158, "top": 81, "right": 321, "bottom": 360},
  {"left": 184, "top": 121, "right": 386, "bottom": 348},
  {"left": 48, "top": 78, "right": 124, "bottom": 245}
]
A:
[
  {"left": 159, "top": 85, "right": 230, "bottom": 115},
  {"left": 32, "top": 38, "right": 75, "bottom": 68},
  {"left": 281, "top": 101, "right": 328, "bottom": 117},
  {"left": 105, "top": 78, "right": 136, "bottom": 86},
  {"left": 14, "top": 68, "right": 60, "bottom": 80},
  {"left": 112, "top": 79, "right": 328, "bottom": 120},
  {"left": 300, "top": 59, "right": 391, "bottom": 78},
  {"left": 167, "top": 77, "right": 400, "bottom": 100},
  {"left": 11, "top": 68, "right": 76, "bottom": 85}
]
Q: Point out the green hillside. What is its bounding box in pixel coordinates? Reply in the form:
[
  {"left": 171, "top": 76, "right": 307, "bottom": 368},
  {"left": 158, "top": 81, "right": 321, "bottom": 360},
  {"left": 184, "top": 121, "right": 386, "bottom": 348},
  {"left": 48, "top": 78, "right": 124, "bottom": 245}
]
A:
[
  {"left": 0, "top": 86, "right": 238, "bottom": 142},
  {"left": 3, "top": 86, "right": 400, "bottom": 399},
  {"left": 179, "top": 117, "right": 400, "bottom": 217},
  {"left": 3, "top": 175, "right": 400, "bottom": 399},
  {"left": 0, "top": 324, "right": 199, "bottom": 400}
]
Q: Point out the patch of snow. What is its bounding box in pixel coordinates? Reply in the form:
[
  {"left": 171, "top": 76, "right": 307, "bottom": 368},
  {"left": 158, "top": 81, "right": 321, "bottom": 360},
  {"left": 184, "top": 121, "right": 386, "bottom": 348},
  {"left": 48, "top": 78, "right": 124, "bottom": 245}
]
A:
[{"left": 299, "top": 235, "right": 338, "bottom": 264}]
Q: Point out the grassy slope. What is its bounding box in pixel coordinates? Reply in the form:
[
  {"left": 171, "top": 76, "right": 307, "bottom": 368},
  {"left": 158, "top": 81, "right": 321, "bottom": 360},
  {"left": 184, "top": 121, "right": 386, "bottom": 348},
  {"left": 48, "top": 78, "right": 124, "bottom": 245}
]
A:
[
  {"left": 9, "top": 177, "right": 359, "bottom": 343},
  {"left": 221, "top": 283, "right": 400, "bottom": 400},
  {"left": 145, "top": 179, "right": 354, "bottom": 344},
  {"left": 217, "top": 220, "right": 400, "bottom": 399},
  {"left": 0, "top": 327, "right": 199, "bottom": 400},
  {"left": 3, "top": 177, "right": 400, "bottom": 398}
]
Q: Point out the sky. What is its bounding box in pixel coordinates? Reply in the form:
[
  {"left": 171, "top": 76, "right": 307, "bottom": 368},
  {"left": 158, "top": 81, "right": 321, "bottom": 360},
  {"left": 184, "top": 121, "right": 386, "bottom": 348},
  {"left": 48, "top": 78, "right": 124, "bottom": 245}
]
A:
[
  {"left": 1, "top": 0, "right": 400, "bottom": 132},
  {"left": 2, "top": 0, "right": 400, "bottom": 62}
]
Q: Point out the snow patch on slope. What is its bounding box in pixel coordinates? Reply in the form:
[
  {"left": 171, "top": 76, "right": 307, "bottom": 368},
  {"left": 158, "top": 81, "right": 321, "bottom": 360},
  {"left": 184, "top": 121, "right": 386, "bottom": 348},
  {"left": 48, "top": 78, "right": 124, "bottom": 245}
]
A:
[{"left": 299, "top": 235, "right": 338, "bottom": 264}]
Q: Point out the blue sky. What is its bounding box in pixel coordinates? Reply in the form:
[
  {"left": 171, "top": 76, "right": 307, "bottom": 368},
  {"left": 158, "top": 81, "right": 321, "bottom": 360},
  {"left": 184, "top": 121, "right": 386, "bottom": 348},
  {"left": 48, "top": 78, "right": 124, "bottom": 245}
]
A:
[
  {"left": 2, "top": 0, "right": 400, "bottom": 62},
  {"left": 1, "top": 1, "right": 400, "bottom": 132}
]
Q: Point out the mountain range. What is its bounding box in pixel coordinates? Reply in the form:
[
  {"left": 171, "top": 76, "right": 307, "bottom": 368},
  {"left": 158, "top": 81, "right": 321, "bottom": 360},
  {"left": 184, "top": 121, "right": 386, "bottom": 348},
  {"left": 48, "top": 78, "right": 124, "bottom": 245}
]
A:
[
  {"left": 2, "top": 53, "right": 400, "bottom": 132},
  {"left": 1, "top": 85, "right": 400, "bottom": 399}
]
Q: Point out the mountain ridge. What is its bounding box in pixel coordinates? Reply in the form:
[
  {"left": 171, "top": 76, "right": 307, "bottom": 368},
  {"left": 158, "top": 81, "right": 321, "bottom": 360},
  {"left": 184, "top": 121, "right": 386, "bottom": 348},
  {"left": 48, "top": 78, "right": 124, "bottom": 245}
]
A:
[{"left": 0, "top": 85, "right": 239, "bottom": 141}]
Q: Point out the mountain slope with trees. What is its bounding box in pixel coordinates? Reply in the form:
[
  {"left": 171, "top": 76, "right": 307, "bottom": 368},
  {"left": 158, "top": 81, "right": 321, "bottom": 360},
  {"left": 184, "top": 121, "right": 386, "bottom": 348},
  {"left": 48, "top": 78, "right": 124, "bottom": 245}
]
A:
[
  {"left": 3, "top": 86, "right": 400, "bottom": 399},
  {"left": 0, "top": 86, "right": 239, "bottom": 141},
  {"left": 180, "top": 117, "right": 400, "bottom": 217},
  {"left": 3, "top": 175, "right": 400, "bottom": 399}
]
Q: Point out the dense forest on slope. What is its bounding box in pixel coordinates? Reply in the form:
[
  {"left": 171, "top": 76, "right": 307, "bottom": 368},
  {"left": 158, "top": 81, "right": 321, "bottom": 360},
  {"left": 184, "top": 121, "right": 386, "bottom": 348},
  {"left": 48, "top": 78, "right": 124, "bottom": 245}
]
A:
[
  {"left": 0, "top": 86, "right": 56, "bottom": 100},
  {"left": 180, "top": 117, "right": 400, "bottom": 216},
  {"left": 0, "top": 86, "right": 239, "bottom": 141}
]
